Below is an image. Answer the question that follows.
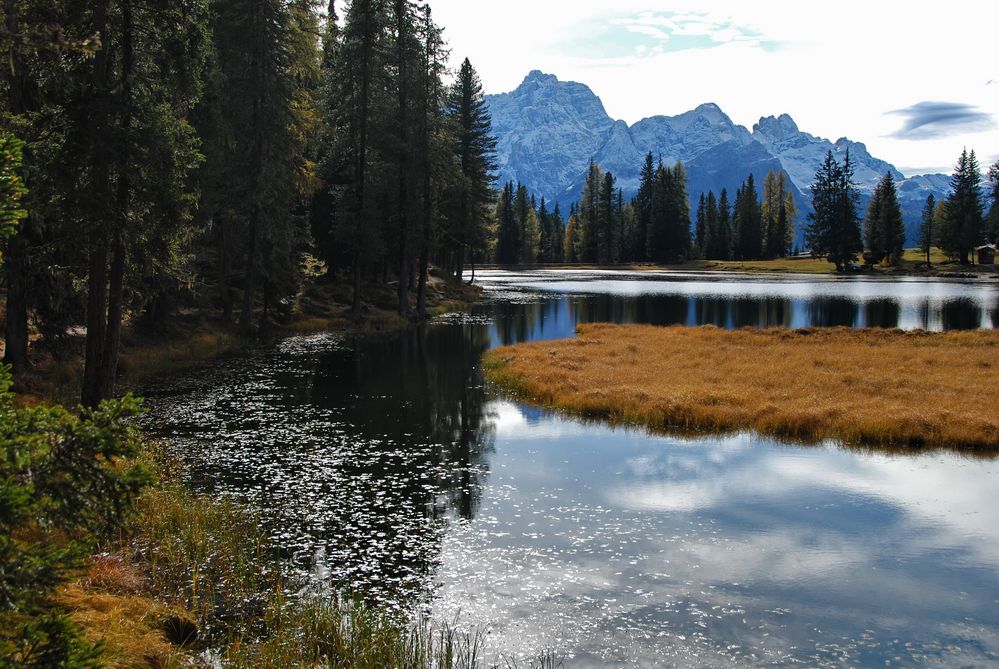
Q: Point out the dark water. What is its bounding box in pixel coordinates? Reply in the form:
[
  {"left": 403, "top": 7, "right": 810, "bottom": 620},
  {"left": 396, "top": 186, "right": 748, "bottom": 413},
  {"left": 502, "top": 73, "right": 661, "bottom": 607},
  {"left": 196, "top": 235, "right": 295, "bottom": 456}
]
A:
[{"left": 143, "top": 270, "right": 999, "bottom": 667}]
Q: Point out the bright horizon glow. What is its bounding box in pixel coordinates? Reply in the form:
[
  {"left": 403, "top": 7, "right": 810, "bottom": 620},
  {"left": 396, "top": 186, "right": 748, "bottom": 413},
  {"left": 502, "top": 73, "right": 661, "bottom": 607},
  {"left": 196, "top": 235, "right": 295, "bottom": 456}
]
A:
[{"left": 409, "top": 0, "right": 998, "bottom": 178}]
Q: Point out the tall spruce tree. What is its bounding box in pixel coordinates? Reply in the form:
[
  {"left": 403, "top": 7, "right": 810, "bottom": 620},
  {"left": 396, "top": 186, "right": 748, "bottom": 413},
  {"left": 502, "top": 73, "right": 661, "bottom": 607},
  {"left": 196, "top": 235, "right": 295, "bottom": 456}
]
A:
[
  {"left": 695, "top": 193, "right": 707, "bottom": 256},
  {"left": 446, "top": 57, "right": 497, "bottom": 280},
  {"left": 550, "top": 203, "right": 565, "bottom": 262},
  {"left": 733, "top": 175, "right": 762, "bottom": 260},
  {"left": 761, "top": 170, "right": 796, "bottom": 258},
  {"left": 805, "top": 150, "right": 862, "bottom": 271},
  {"left": 578, "top": 160, "right": 601, "bottom": 263},
  {"left": 863, "top": 172, "right": 905, "bottom": 265},
  {"left": 984, "top": 160, "right": 998, "bottom": 244},
  {"left": 70, "top": 0, "right": 209, "bottom": 406},
  {"left": 938, "top": 148, "right": 984, "bottom": 264},
  {"left": 494, "top": 181, "right": 517, "bottom": 264},
  {"left": 634, "top": 152, "right": 654, "bottom": 261},
  {"left": 716, "top": 188, "right": 732, "bottom": 260},
  {"left": 919, "top": 194, "right": 936, "bottom": 265},
  {"left": 328, "top": 0, "right": 391, "bottom": 316}
]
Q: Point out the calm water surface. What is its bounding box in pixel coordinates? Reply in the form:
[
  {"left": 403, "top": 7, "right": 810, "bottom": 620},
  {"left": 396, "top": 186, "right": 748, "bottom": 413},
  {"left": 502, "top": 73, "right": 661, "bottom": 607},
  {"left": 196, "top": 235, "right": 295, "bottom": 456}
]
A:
[{"left": 143, "top": 270, "right": 999, "bottom": 667}]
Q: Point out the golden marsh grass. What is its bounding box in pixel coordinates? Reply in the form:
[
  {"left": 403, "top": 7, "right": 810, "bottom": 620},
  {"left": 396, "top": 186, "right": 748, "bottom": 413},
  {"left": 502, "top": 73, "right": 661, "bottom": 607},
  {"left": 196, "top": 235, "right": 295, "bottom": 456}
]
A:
[{"left": 485, "top": 324, "right": 999, "bottom": 451}]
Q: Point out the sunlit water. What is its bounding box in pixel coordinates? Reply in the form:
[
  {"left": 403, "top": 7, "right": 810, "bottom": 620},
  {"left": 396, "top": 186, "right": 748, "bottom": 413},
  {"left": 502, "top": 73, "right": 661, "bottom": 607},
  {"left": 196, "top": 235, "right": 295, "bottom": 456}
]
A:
[{"left": 143, "top": 270, "right": 999, "bottom": 667}]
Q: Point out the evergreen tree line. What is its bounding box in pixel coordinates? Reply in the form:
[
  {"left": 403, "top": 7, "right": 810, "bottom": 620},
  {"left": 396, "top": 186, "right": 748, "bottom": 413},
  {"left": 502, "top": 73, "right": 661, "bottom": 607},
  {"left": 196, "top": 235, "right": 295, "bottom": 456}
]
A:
[
  {"left": 493, "top": 182, "right": 564, "bottom": 264},
  {"left": 494, "top": 154, "right": 803, "bottom": 265},
  {"left": 695, "top": 169, "right": 798, "bottom": 261},
  {"left": 805, "top": 148, "right": 999, "bottom": 271},
  {"left": 495, "top": 155, "right": 693, "bottom": 265},
  {"left": 0, "top": 0, "right": 499, "bottom": 406}
]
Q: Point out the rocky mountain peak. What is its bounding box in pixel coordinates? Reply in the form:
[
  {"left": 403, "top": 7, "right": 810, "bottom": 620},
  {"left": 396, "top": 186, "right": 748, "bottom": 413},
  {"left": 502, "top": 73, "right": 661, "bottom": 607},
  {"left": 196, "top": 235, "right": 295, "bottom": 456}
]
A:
[{"left": 753, "top": 113, "right": 801, "bottom": 141}]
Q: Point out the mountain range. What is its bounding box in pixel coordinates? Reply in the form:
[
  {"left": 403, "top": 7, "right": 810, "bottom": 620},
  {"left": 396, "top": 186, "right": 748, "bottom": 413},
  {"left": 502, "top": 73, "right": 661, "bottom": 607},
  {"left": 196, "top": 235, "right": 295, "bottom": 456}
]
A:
[{"left": 485, "top": 71, "right": 951, "bottom": 244}]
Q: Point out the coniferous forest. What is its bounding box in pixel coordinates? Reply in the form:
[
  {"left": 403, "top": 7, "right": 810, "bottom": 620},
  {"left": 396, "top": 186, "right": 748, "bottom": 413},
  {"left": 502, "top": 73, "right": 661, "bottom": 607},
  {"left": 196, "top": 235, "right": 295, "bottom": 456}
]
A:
[
  {"left": 3, "top": 2, "right": 999, "bottom": 666},
  {"left": 0, "top": 0, "right": 498, "bottom": 407}
]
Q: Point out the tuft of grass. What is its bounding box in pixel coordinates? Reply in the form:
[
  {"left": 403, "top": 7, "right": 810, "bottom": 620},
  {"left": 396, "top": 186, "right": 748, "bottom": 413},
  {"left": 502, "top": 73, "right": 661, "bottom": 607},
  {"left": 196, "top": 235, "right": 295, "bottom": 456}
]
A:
[
  {"left": 87, "top": 446, "right": 562, "bottom": 668},
  {"left": 120, "top": 331, "right": 239, "bottom": 385},
  {"left": 129, "top": 479, "right": 275, "bottom": 641},
  {"left": 485, "top": 324, "right": 999, "bottom": 451}
]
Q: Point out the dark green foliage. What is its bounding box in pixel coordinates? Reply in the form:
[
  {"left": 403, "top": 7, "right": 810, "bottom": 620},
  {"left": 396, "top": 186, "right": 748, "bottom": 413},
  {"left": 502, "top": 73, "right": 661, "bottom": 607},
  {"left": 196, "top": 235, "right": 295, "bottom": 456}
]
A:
[
  {"left": 919, "top": 194, "right": 936, "bottom": 264},
  {"left": 494, "top": 182, "right": 518, "bottom": 264},
  {"left": 646, "top": 160, "right": 691, "bottom": 263},
  {"left": 863, "top": 172, "right": 905, "bottom": 265},
  {"left": 984, "top": 161, "right": 998, "bottom": 244},
  {"left": 0, "top": 368, "right": 149, "bottom": 667},
  {"left": 0, "top": 135, "right": 26, "bottom": 241},
  {"left": 761, "top": 170, "right": 796, "bottom": 258},
  {"left": 445, "top": 57, "right": 497, "bottom": 278},
  {"left": 938, "top": 148, "right": 984, "bottom": 264},
  {"left": 733, "top": 175, "right": 762, "bottom": 260},
  {"left": 695, "top": 193, "right": 707, "bottom": 256},
  {"left": 633, "top": 153, "right": 654, "bottom": 261},
  {"left": 805, "top": 150, "right": 862, "bottom": 271},
  {"left": 714, "top": 188, "right": 732, "bottom": 260}
]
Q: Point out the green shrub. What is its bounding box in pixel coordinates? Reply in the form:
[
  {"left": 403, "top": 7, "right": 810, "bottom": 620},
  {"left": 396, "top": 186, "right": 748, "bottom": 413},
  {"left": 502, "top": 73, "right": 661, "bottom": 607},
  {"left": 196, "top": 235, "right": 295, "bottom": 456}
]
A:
[{"left": 0, "top": 366, "right": 150, "bottom": 667}]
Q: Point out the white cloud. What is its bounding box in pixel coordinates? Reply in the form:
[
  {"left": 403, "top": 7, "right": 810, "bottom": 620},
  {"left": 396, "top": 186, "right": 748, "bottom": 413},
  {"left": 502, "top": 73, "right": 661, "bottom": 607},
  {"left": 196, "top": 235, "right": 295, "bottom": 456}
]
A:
[{"left": 625, "top": 25, "right": 670, "bottom": 40}]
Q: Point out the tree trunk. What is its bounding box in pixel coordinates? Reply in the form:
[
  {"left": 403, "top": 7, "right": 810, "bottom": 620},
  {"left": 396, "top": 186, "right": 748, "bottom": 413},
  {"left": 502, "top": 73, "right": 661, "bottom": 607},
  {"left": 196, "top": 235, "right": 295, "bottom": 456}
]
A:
[
  {"left": 218, "top": 214, "right": 232, "bottom": 324},
  {"left": 97, "top": 0, "right": 134, "bottom": 401},
  {"left": 81, "top": 0, "right": 113, "bottom": 407},
  {"left": 99, "top": 232, "right": 126, "bottom": 400},
  {"left": 82, "top": 242, "right": 108, "bottom": 407},
  {"left": 241, "top": 202, "right": 259, "bottom": 330},
  {"left": 240, "top": 0, "right": 266, "bottom": 331},
  {"left": 416, "top": 240, "right": 429, "bottom": 320},
  {"left": 395, "top": 0, "right": 410, "bottom": 318},
  {"left": 351, "top": 2, "right": 374, "bottom": 319}
]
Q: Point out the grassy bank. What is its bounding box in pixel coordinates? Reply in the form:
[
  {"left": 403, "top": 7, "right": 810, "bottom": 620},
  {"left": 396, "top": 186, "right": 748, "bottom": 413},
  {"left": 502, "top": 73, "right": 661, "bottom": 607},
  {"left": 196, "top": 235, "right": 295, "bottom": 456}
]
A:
[
  {"left": 512, "top": 248, "right": 999, "bottom": 277},
  {"left": 485, "top": 324, "right": 999, "bottom": 451},
  {"left": 52, "top": 446, "right": 559, "bottom": 668}
]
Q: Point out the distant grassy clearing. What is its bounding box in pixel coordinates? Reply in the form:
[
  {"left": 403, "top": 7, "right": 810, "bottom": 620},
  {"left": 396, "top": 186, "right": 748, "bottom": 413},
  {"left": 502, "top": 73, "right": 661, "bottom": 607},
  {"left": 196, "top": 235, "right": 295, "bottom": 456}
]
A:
[{"left": 485, "top": 324, "right": 999, "bottom": 451}]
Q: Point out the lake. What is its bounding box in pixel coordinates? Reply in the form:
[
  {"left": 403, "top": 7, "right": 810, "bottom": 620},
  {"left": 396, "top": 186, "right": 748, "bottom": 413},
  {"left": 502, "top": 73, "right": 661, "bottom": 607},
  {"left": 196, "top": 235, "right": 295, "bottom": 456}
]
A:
[{"left": 143, "top": 270, "right": 999, "bottom": 667}]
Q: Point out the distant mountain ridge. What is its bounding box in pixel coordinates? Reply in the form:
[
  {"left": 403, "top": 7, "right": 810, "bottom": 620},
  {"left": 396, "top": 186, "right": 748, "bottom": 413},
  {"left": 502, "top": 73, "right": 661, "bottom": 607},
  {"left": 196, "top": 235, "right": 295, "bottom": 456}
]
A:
[{"left": 486, "top": 70, "right": 951, "bottom": 244}]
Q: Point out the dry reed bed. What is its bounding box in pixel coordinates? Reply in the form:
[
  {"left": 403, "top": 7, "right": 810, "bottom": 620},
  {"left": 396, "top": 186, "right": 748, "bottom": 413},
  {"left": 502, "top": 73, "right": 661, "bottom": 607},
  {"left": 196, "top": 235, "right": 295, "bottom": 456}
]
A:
[{"left": 485, "top": 324, "right": 999, "bottom": 451}]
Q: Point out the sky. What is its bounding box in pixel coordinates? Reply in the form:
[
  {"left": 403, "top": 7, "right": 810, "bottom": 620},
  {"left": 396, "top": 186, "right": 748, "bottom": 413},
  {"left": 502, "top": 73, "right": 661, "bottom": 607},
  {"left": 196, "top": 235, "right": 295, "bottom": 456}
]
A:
[{"left": 421, "top": 0, "right": 998, "bottom": 177}]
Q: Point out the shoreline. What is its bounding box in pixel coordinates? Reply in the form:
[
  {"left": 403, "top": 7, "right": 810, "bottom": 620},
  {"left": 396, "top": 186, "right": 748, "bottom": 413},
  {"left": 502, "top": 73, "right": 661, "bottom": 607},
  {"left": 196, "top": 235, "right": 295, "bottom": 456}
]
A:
[
  {"left": 477, "top": 249, "right": 999, "bottom": 280},
  {"left": 485, "top": 324, "right": 999, "bottom": 452},
  {"left": 12, "top": 271, "right": 482, "bottom": 406}
]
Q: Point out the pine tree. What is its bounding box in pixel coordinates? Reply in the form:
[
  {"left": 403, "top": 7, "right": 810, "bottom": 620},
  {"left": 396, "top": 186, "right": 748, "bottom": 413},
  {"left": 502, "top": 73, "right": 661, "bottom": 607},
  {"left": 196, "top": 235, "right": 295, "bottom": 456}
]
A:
[
  {"left": 761, "top": 170, "right": 796, "bottom": 258},
  {"left": 69, "top": 0, "right": 209, "bottom": 405},
  {"left": 702, "top": 190, "right": 718, "bottom": 259},
  {"left": 578, "top": 160, "right": 602, "bottom": 262},
  {"left": 733, "top": 175, "right": 762, "bottom": 260},
  {"left": 716, "top": 188, "right": 732, "bottom": 260},
  {"left": 494, "top": 181, "right": 517, "bottom": 264},
  {"left": 781, "top": 189, "right": 798, "bottom": 256},
  {"left": 938, "top": 148, "right": 984, "bottom": 264},
  {"left": 598, "top": 170, "right": 616, "bottom": 263},
  {"left": 550, "top": 203, "right": 565, "bottom": 262},
  {"left": 564, "top": 205, "right": 581, "bottom": 262},
  {"left": 635, "top": 152, "right": 654, "bottom": 261},
  {"left": 695, "top": 192, "right": 707, "bottom": 256},
  {"left": 985, "top": 160, "right": 999, "bottom": 244},
  {"left": 805, "top": 150, "right": 862, "bottom": 271},
  {"left": 863, "top": 172, "right": 905, "bottom": 265},
  {"left": 446, "top": 57, "right": 497, "bottom": 279},
  {"left": 328, "top": 0, "right": 391, "bottom": 316},
  {"left": 919, "top": 194, "right": 936, "bottom": 265}
]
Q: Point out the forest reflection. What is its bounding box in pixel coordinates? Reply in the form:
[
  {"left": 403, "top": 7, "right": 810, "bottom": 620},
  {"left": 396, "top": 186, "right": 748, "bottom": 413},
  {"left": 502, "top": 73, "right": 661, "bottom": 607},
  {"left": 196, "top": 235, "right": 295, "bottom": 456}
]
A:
[{"left": 486, "top": 291, "right": 997, "bottom": 346}]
